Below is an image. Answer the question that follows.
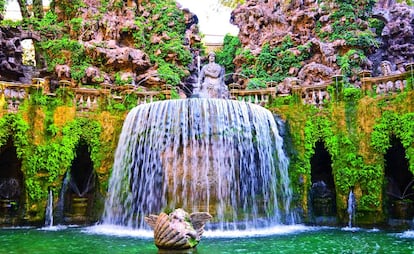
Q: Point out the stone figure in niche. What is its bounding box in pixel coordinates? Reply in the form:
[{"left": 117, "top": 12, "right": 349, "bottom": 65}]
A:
[
  {"left": 376, "top": 60, "right": 406, "bottom": 94},
  {"left": 379, "top": 60, "right": 400, "bottom": 76},
  {"left": 145, "top": 208, "right": 212, "bottom": 250},
  {"left": 193, "top": 52, "right": 229, "bottom": 99}
]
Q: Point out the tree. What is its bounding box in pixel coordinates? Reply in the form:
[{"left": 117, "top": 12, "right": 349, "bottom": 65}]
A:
[
  {"left": 32, "top": 0, "right": 43, "bottom": 19},
  {"left": 16, "top": 0, "right": 29, "bottom": 20},
  {"left": 0, "top": 0, "right": 6, "bottom": 20}
]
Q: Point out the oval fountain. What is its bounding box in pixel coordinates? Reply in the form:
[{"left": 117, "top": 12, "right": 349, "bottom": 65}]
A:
[
  {"left": 100, "top": 54, "right": 297, "bottom": 235},
  {"left": 101, "top": 98, "right": 296, "bottom": 231}
]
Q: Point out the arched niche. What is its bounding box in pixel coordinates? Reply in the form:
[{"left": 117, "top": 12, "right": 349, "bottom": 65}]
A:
[
  {"left": 385, "top": 136, "right": 413, "bottom": 220},
  {"left": 64, "top": 140, "right": 96, "bottom": 221},
  {"left": 0, "top": 138, "right": 24, "bottom": 220},
  {"left": 310, "top": 140, "right": 336, "bottom": 217}
]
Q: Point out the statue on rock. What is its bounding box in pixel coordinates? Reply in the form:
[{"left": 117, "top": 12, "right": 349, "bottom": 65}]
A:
[
  {"left": 193, "top": 52, "right": 229, "bottom": 99},
  {"left": 145, "top": 208, "right": 212, "bottom": 251}
]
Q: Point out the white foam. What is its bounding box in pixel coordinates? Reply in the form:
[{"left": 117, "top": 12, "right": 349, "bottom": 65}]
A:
[
  {"left": 83, "top": 224, "right": 153, "bottom": 238},
  {"left": 341, "top": 226, "right": 362, "bottom": 232},
  {"left": 83, "top": 224, "right": 317, "bottom": 239},
  {"left": 397, "top": 230, "right": 414, "bottom": 238},
  {"left": 38, "top": 225, "right": 68, "bottom": 231},
  {"left": 203, "top": 224, "right": 317, "bottom": 238}
]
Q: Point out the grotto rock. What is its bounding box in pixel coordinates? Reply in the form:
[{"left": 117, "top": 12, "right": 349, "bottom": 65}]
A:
[
  {"left": 372, "top": 3, "right": 414, "bottom": 75},
  {"left": 0, "top": 27, "right": 40, "bottom": 83}
]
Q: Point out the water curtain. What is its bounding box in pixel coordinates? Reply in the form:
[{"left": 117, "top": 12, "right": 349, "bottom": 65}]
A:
[{"left": 102, "top": 99, "right": 294, "bottom": 230}]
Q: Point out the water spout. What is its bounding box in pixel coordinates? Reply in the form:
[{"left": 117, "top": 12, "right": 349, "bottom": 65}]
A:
[
  {"left": 347, "top": 190, "right": 356, "bottom": 228},
  {"left": 45, "top": 189, "right": 53, "bottom": 227},
  {"left": 55, "top": 171, "right": 70, "bottom": 223}
]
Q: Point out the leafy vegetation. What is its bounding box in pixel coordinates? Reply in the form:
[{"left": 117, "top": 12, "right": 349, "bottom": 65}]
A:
[
  {"left": 216, "top": 34, "right": 242, "bottom": 74},
  {"left": 234, "top": 37, "right": 311, "bottom": 88}
]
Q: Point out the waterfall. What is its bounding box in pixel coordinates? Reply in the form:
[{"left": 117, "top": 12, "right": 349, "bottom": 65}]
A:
[
  {"left": 55, "top": 171, "right": 70, "bottom": 224},
  {"left": 347, "top": 190, "right": 356, "bottom": 228},
  {"left": 102, "top": 99, "right": 295, "bottom": 230},
  {"left": 45, "top": 189, "right": 53, "bottom": 227}
]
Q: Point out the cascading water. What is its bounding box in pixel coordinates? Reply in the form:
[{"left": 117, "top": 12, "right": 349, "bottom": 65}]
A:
[
  {"left": 45, "top": 189, "right": 53, "bottom": 227},
  {"left": 101, "top": 98, "right": 295, "bottom": 230},
  {"left": 347, "top": 190, "right": 356, "bottom": 228}
]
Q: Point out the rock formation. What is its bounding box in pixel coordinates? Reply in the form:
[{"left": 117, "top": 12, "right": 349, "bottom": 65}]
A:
[
  {"left": 0, "top": 27, "right": 41, "bottom": 83},
  {"left": 1, "top": 0, "right": 201, "bottom": 95},
  {"left": 372, "top": 3, "right": 414, "bottom": 75},
  {"left": 230, "top": 0, "right": 414, "bottom": 90}
]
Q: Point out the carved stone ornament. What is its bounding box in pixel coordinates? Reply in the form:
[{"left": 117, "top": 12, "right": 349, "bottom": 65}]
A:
[{"left": 145, "top": 208, "right": 212, "bottom": 250}]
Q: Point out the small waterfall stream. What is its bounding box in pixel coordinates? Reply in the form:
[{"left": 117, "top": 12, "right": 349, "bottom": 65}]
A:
[
  {"left": 45, "top": 189, "right": 53, "bottom": 227},
  {"left": 101, "top": 99, "right": 295, "bottom": 230},
  {"left": 347, "top": 190, "right": 356, "bottom": 228}
]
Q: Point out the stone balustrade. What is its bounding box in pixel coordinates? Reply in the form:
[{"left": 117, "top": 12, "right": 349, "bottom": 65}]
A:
[
  {"left": 360, "top": 63, "right": 413, "bottom": 95},
  {"left": 0, "top": 81, "right": 35, "bottom": 112},
  {"left": 72, "top": 88, "right": 109, "bottom": 112},
  {"left": 0, "top": 65, "right": 412, "bottom": 112},
  {"left": 300, "top": 83, "right": 330, "bottom": 107},
  {"left": 229, "top": 83, "right": 276, "bottom": 105},
  {"left": 122, "top": 89, "right": 162, "bottom": 105}
]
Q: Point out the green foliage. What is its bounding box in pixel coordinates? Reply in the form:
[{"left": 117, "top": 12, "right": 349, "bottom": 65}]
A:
[
  {"left": 239, "top": 38, "right": 311, "bottom": 86},
  {"left": 368, "top": 18, "right": 385, "bottom": 37},
  {"left": 69, "top": 17, "right": 83, "bottom": 32},
  {"left": 318, "top": 1, "right": 377, "bottom": 46},
  {"left": 337, "top": 49, "right": 368, "bottom": 78},
  {"left": 53, "top": 0, "right": 87, "bottom": 20},
  {"left": 216, "top": 34, "right": 242, "bottom": 74},
  {"left": 131, "top": 0, "right": 193, "bottom": 86},
  {"left": 0, "top": 19, "right": 22, "bottom": 28},
  {"left": 25, "top": 11, "right": 63, "bottom": 37},
  {"left": 25, "top": 118, "right": 102, "bottom": 201},
  {"left": 367, "top": 111, "right": 414, "bottom": 205},
  {"left": 39, "top": 36, "right": 89, "bottom": 81},
  {"left": 0, "top": 114, "right": 30, "bottom": 158},
  {"left": 0, "top": 0, "right": 5, "bottom": 15},
  {"left": 343, "top": 87, "right": 362, "bottom": 102},
  {"left": 246, "top": 78, "right": 267, "bottom": 89},
  {"left": 114, "top": 72, "right": 132, "bottom": 86},
  {"left": 157, "top": 61, "right": 186, "bottom": 85}
]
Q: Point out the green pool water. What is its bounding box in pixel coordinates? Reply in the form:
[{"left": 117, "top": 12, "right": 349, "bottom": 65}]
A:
[{"left": 0, "top": 225, "right": 413, "bottom": 254}]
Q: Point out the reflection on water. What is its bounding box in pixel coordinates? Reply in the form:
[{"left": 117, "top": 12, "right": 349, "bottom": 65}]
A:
[{"left": 0, "top": 226, "right": 413, "bottom": 254}]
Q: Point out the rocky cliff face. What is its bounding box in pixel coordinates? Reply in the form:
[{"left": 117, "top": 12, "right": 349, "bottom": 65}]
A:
[
  {"left": 47, "top": 0, "right": 201, "bottom": 90},
  {"left": 372, "top": 3, "right": 414, "bottom": 75},
  {"left": 1, "top": 0, "right": 201, "bottom": 93},
  {"left": 0, "top": 27, "right": 41, "bottom": 83},
  {"left": 230, "top": 0, "right": 413, "bottom": 89}
]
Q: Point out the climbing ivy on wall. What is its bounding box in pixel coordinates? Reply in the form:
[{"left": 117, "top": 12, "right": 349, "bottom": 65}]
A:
[
  {"left": 237, "top": 37, "right": 312, "bottom": 88},
  {"left": 371, "top": 111, "right": 414, "bottom": 172},
  {"left": 0, "top": 114, "right": 30, "bottom": 159},
  {"left": 132, "top": 0, "right": 193, "bottom": 85},
  {"left": 24, "top": 118, "right": 102, "bottom": 202}
]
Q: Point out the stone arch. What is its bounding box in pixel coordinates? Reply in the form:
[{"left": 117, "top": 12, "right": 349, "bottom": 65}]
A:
[
  {"left": 0, "top": 138, "right": 24, "bottom": 223},
  {"left": 64, "top": 139, "right": 97, "bottom": 223},
  {"left": 310, "top": 140, "right": 337, "bottom": 218},
  {"left": 384, "top": 136, "right": 413, "bottom": 220}
]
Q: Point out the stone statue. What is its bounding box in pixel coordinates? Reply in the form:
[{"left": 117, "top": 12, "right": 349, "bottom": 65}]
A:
[
  {"left": 193, "top": 52, "right": 229, "bottom": 99},
  {"left": 145, "top": 208, "right": 212, "bottom": 250}
]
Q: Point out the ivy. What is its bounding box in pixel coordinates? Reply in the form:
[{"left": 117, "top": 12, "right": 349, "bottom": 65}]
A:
[
  {"left": 24, "top": 117, "right": 102, "bottom": 202},
  {"left": 239, "top": 38, "right": 312, "bottom": 86},
  {"left": 216, "top": 34, "right": 242, "bottom": 74}
]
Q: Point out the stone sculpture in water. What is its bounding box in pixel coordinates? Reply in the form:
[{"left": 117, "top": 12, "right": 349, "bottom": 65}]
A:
[
  {"left": 193, "top": 52, "right": 229, "bottom": 99},
  {"left": 145, "top": 208, "right": 212, "bottom": 250}
]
